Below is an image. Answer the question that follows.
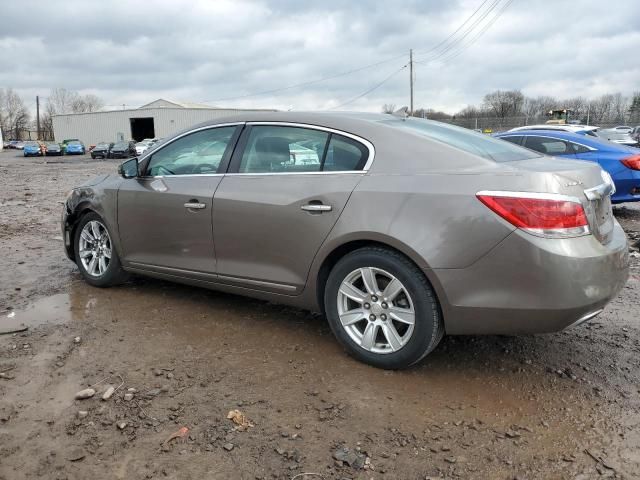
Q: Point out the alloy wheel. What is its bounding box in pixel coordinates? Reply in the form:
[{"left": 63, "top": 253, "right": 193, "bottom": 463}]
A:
[
  {"left": 78, "top": 220, "right": 112, "bottom": 277},
  {"left": 337, "top": 267, "right": 415, "bottom": 354}
]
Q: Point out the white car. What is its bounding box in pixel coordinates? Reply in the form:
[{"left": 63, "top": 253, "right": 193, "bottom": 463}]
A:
[
  {"left": 509, "top": 124, "right": 600, "bottom": 137},
  {"left": 135, "top": 141, "right": 152, "bottom": 156}
]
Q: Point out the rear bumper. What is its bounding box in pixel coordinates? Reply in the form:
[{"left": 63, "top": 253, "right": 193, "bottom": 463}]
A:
[
  {"left": 612, "top": 170, "right": 640, "bottom": 203},
  {"left": 435, "top": 221, "right": 629, "bottom": 334}
]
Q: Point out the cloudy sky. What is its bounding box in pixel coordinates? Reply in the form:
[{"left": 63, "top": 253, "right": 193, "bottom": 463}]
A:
[{"left": 1, "top": 0, "right": 639, "bottom": 114}]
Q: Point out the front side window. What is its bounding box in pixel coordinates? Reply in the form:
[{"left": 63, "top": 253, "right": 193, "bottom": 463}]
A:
[{"left": 146, "top": 126, "right": 236, "bottom": 176}]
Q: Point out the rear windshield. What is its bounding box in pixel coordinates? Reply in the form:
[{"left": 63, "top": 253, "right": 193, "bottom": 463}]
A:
[{"left": 381, "top": 118, "right": 541, "bottom": 162}]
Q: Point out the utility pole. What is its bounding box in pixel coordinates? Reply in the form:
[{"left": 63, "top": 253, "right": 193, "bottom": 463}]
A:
[
  {"left": 36, "top": 95, "right": 40, "bottom": 140},
  {"left": 409, "top": 49, "right": 414, "bottom": 116}
]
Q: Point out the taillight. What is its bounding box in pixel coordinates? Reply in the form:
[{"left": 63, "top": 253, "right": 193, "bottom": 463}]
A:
[
  {"left": 621, "top": 154, "right": 640, "bottom": 170},
  {"left": 477, "top": 191, "right": 590, "bottom": 238}
]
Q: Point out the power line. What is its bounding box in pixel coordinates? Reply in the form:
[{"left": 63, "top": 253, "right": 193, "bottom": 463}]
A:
[
  {"left": 416, "top": 0, "right": 516, "bottom": 66},
  {"left": 331, "top": 63, "right": 409, "bottom": 110},
  {"left": 413, "top": 0, "right": 504, "bottom": 64},
  {"left": 199, "top": 53, "right": 407, "bottom": 105},
  {"left": 413, "top": 0, "right": 491, "bottom": 56}
]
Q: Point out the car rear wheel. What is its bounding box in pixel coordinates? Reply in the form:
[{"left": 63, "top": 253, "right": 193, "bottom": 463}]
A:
[
  {"left": 324, "top": 247, "right": 444, "bottom": 369},
  {"left": 74, "top": 212, "right": 128, "bottom": 287}
]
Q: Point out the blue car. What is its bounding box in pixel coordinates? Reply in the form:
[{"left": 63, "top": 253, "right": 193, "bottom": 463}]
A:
[
  {"left": 23, "top": 141, "right": 43, "bottom": 157},
  {"left": 65, "top": 141, "right": 86, "bottom": 155},
  {"left": 494, "top": 129, "right": 640, "bottom": 204}
]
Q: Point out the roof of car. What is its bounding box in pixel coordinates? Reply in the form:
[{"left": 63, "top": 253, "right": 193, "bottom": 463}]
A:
[
  {"left": 509, "top": 124, "right": 599, "bottom": 133},
  {"left": 496, "top": 129, "right": 634, "bottom": 151}
]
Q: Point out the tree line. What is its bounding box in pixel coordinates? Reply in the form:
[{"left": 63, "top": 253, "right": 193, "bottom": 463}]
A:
[
  {"left": 0, "top": 88, "right": 104, "bottom": 140},
  {"left": 384, "top": 90, "right": 640, "bottom": 125}
]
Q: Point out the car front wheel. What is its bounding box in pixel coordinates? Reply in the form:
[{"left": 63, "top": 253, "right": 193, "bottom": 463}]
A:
[
  {"left": 74, "top": 212, "right": 128, "bottom": 287},
  {"left": 324, "top": 247, "right": 443, "bottom": 369}
]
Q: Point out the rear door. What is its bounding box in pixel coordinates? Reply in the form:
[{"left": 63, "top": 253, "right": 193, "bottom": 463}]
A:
[
  {"left": 117, "top": 124, "right": 241, "bottom": 275},
  {"left": 212, "top": 123, "right": 372, "bottom": 294}
]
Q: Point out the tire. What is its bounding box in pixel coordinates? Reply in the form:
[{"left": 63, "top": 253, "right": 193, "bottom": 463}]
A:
[
  {"left": 324, "top": 247, "right": 444, "bottom": 369},
  {"left": 73, "top": 212, "right": 128, "bottom": 287}
]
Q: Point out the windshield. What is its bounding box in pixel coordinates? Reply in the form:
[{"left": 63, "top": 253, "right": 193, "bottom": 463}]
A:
[
  {"left": 114, "top": 142, "right": 128, "bottom": 149},
  {"left": 382, "top": 118, "right": 541, "bottom": 162},
  {"left": 96, "top": 143, "right": 108, "bottom": 147},
  {"left": 25, "top": 141, "right": 38, "bottom": 146},
  {"left": 68, "top": 141, "right": 81, "bottom": 145}
]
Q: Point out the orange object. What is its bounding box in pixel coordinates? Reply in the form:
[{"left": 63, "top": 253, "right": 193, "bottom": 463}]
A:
[{"left": 162, "top": 426, "right": 189, "bottom": 445}]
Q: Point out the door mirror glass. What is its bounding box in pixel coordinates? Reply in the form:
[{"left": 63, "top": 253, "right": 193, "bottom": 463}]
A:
[{"left": 118, "top": 158, "right": 139, "bottom": 178}]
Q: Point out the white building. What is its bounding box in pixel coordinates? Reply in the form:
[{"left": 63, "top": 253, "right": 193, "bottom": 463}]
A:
[{"left": 52, "top": 99, "right": 274, "bottom": 146}]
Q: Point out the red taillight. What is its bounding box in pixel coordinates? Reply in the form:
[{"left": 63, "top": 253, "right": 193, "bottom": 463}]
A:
[
  {"left": 621, "top": 154, "right": 640, "bottom": 170},
  {"left": 477, "top": 192, "right": 589, "bottom": 238}
]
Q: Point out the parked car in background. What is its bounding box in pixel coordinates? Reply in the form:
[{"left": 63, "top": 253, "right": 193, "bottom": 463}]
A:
[
  {"left": 62, "top": 139, "right": 81, "bottom": 154},
  {"left": 23, "top": 141, "right": 43, "bottom": 156},
  {"left": 109, "top": 141, "right": 136, "bottom": 159},
  {"left": 61, "top": 112, "right": 628, "bottom": 369},
  {"left": 631, "top": 126, "right": 640, "bottom": 143},
  {"left": 495, "top": 129, "right": 640, "bottom": 203},
  {"left": 598, "top": 128, "right": 639, "bottom": 147},
  {"left": 45, "top": 142, "right": 63, "bottom": 156},
  {"left": 135, "top": 140, "right": 152, "bottom": 156},
  {"left": 612, "top": 126, "right": 633, "bottom": 133},
  {"left": 509, "top": 124, "right": 600, "bottom": 137},
  {"left": 91, "top": 142, "right": 114, "bottom": 159},
  {"left": 65, "top": 141, "right": 86, "bottom": 155},
  {"left": 14, "top": 141, "right": 25, "bottom": 150}
]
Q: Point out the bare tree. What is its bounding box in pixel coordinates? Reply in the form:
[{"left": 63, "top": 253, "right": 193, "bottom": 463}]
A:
[
  {"left": 628, "top": 92, "right": 640, "bottom": 124},
  {"left": 482, "top": 90, "right": 524, "bottom": 119},
  {"left": 48, "top": 87, "right": 104, "bottom": 114},
  {"left": 0, "top": 88, "right": 30, "bottom": 139},
  {"left": 381, "top": 103, "right": 396, "bottom": 114}
]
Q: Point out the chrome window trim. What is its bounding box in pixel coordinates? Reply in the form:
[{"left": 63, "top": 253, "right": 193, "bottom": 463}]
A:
[
  {"left": 137, "top": 122, "right": 245, "bottom": 178},
  {"left": 225, "top": 171, "right": 365, "bottom": 177},
  {"left": 476, "top": 190, "right": 583, "bottom": 204},
  {"left": 238, "top": 121, "right": 375, "bottom": 174},
  {"left": 520, "top": 134, "right": 597, "bottom": 152},
  {"left": 148, "top": 173, "right": 225, "bottom": 179}
]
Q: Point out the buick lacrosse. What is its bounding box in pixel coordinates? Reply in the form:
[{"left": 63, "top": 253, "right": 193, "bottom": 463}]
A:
[{"left": 62, "top": 112, "right": 629, "bottom": 369}]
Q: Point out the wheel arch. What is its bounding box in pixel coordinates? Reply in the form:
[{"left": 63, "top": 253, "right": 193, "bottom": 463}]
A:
[
  {"left": 65, "top": 203, "right": 98, "bottom": 261},
  {"left": 313, "top": 235, "right": 450, "bottom": 324}
]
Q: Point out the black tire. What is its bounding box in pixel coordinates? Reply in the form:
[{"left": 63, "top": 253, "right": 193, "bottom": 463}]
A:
[
  {"left": 324, "top": 247, "right": 444, "bottom": 369},
  {"left": 73, "top": 212, "right": 128, "bottom": 287}
]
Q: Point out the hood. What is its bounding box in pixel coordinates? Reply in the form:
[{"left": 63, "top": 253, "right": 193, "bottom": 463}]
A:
[{"left": 76, "top": 174, "right": 110, "bottom": 188}]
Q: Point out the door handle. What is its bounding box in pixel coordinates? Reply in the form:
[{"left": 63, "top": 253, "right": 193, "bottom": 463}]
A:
[
  {"left": 184, "top": 202, "right": 206, "bottom": 210},
  {"left": 301, "top": 204, "right": 332, "bottom": 212}
]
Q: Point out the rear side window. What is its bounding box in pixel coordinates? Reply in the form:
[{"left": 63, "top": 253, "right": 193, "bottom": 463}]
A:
[
  {"left": 323, "top": 134, "right": 368, "bottom": 171},
  {"left": 381, "top": 119, "right": 541, "bottom": 162},
  {"left": 570, "top": 142, "right": 591, "bottom": 154}
]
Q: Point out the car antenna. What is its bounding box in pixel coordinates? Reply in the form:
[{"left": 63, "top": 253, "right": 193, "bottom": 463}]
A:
[{"left": 392, "top": 106, "right": 409, "bottom": 120}]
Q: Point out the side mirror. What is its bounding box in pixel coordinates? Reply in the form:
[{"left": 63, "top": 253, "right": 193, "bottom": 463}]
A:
[{"left": 118, "top": 158, "right": 139, "bottom": 178}]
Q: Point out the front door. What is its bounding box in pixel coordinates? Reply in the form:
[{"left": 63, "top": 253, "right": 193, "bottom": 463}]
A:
[
  {"left": 117, "top": 125, "right": 241, "bottom": 275},
  {"left": 212, "top": 124, "right": 371, "bottom": 294}
]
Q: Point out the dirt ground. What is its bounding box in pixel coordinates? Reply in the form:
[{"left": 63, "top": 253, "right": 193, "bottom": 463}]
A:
[{"left": 1, "top": 149, "right": 639, "bottom": 480}]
